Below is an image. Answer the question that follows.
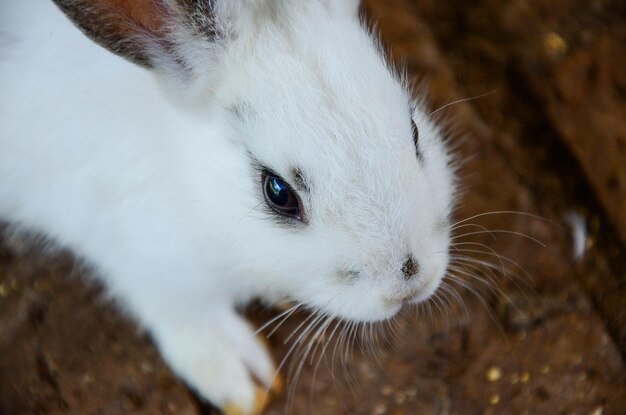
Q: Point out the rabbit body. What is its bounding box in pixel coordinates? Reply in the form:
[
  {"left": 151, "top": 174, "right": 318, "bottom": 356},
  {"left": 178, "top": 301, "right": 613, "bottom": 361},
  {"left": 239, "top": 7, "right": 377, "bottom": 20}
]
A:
[{"left": 0, "top": 0, "right": 456, "bottom": 413}]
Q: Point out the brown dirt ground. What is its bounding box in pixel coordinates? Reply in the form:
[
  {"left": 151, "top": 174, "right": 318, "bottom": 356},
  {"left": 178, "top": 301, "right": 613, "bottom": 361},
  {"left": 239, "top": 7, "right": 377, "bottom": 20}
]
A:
[{"left": 1, "top": 1, "right": 625, "bottom": 414}]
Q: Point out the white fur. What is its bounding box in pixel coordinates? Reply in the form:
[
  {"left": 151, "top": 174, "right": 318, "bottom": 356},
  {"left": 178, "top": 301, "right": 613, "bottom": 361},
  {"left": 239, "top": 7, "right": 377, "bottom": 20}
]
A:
[{"left": 0, "top": 0, "right": 456, "bottom": 413}]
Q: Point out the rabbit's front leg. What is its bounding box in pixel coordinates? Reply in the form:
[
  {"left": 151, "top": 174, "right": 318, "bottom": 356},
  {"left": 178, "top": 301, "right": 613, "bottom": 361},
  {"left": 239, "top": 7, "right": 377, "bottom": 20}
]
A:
[{"left": 148, "top": 306, "right": 277, "bottom": 415}]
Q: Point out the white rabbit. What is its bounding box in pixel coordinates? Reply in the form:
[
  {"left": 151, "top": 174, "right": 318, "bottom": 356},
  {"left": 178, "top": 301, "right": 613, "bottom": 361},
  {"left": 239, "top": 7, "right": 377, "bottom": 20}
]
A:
[{"left": 0, "top": 0, "right": 456, "bottom": 413}]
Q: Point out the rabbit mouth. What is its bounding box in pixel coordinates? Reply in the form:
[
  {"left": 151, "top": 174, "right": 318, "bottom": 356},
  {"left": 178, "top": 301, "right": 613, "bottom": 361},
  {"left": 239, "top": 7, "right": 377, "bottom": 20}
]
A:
[
  {"left": 383, "top": 288, "right": 423, "bottom": 307},
  {"left": 409, "top": 278, "right": 442, "bottom": 304},
  {"left": 383, "top": 278, "right": 441, "bottom": 307}
]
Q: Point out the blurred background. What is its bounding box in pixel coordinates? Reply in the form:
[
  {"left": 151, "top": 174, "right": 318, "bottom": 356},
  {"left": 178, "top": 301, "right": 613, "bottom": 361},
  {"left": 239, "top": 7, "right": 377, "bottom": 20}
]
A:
[{"left": 1, "top": 0, "right": 624, "bottom": 414}]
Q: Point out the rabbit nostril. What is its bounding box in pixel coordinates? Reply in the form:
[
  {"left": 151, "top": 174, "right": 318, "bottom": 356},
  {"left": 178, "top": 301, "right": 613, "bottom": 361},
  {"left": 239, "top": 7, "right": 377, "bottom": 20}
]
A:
[{"left": 401, "top": 256, "right": 420, "bottom": 279}]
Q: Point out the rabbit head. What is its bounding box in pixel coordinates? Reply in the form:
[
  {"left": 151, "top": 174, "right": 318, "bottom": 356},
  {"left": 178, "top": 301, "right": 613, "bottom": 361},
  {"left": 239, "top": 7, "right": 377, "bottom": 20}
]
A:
[{"left": 52, "top": 0, "right": 457, "bottom": 322}]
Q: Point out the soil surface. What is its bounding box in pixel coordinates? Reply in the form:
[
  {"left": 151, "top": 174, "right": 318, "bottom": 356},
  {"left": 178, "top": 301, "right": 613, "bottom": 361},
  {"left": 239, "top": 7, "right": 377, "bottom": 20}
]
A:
[{"left": 1, "top": 1, "right": 625, "bottom": 414}]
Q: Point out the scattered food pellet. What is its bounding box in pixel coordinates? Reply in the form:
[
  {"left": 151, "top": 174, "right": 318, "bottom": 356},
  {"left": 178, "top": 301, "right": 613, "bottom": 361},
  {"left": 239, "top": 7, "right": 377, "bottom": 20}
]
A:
[
  {"left": 0, "top": 283, "right": 8, "bottom": 297},
  {"left": 372, "top": 402, "right": 387, "bottom": 415},
  {"left": 380, "top": 385, "right": 393, "bottom": 396},
  {"left": 510, "top": 373, "right": 520, "bottom": 384},
  {"left": 489, "top": 393, "right": 500, "bottom": 405},
  {"left": 80, "top": 373, "right": 94, "bottom": 384},
  {"left": 589, "top": 406, "right": 604, "bottom": 415},
  {"left": 544, "top": 31, "right": 567, "bottom": 57},
  {"left": 486, "top": 366, "right": 503, "bottom": 382},
  {"left": 140, "top": 361, "right": 154, "bottom": 373},
  {"left": 520, "top": 371, "right": 531, "bottom": 383},
  {"left": 394, "top": 391, "right": 406, "bottom": 405},
  {"left": 540, "top": 365, "right": 550, "bottom": 374}
]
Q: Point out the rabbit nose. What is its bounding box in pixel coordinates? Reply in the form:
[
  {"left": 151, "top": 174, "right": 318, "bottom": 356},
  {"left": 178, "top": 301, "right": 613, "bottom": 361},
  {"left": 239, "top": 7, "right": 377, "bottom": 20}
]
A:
[{"left": 401, "top": 256, "right": 420, "bottom": 279}]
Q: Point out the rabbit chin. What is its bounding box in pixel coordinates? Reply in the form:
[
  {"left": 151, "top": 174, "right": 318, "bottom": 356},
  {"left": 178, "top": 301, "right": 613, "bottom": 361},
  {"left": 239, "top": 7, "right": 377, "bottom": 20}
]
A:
[
  {"left": 322, "top": 295, "right": 403, "bottom": 323},
  {"left": 298, "top": 280, "right": 442, "bottom": 324},
  {"left": 409, "top": 276, "right": 444, "bottom": 305}
]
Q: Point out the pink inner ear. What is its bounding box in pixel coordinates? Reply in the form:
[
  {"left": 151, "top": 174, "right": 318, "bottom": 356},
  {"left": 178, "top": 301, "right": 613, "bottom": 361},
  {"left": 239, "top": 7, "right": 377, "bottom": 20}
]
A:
[
  {"left": 54, "top": 0, "right": 176, "bottom": 67},
  {"left": 105, "top": 0, "right": 170, "bottom": 36}
]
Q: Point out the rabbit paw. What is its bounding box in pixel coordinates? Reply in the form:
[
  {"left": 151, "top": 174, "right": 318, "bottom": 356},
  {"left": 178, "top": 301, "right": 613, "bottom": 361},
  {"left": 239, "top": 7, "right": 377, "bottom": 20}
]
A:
[
  {"left": 151, "top": 309, "right": 280, "bottom": 414},
  {"left": 222, "top": 386, "right": 271, "bottom": 415}
]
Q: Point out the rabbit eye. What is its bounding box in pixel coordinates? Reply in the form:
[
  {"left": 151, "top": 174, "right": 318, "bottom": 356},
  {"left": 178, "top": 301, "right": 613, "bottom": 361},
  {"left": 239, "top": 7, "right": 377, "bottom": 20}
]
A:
[{"left": 263, "top": 173, "right": 303, "bottom": 221}]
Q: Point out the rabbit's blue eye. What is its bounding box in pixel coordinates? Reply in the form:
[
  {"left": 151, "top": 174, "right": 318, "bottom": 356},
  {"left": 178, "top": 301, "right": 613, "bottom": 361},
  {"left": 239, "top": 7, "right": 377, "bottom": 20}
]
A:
[{"left": 263, "top": 174, "right": 303, "bottom": 221}]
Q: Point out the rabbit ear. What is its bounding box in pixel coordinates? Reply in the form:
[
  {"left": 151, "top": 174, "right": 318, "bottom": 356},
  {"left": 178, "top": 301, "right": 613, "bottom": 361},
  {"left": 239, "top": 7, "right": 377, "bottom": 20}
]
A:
[{"left": 52, "top": 0, "right": 230, "bottom": 76}]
